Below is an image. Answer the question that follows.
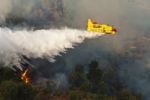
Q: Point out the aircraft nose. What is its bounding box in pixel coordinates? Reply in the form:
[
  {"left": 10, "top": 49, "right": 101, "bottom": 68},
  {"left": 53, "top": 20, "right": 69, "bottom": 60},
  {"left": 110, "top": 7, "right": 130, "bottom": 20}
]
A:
[{"left": 112, "top": 28, "right": 117, "bottom": 33}]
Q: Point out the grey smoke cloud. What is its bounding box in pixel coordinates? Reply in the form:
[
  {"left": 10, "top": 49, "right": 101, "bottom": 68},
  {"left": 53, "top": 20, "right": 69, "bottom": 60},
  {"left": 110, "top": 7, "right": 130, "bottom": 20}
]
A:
[
  {"left": 0, "top": 0, "right": 150, "bottom": 99},
  {"left": 0, "top": 0, "right": 11, "bottom": 23},
  {"left": 61, "top": 0, "right": 150, "bottom": 99}
]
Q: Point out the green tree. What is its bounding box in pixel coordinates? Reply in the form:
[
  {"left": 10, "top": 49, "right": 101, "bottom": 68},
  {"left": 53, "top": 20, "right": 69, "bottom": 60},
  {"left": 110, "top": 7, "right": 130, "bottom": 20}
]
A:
[
  {"left": 80, "top": 81, "right": 92, "bottom": 92},
  {"left": 87, "top": 61, "right": 103, "bottom": 83},
  {"left": 69, "top": 65, "right": 86, "bottom": 87},
  {"left": 97, "top": 81, "right": 108, "bottom": 95},
  {"left": 0, "top": 80, "right": 35, "bottom": 100},
  {"left": 0, "top": 67, "right": 17, "bottom": 83},
  {"left": 86, "top": 61, "right": 104, "bottom": 93},
  {"left": 69, "top": 90, "right": 98, "bottom": 100},
  {"left": 117, "top": 88, "right": 142, "bottom": 100}
]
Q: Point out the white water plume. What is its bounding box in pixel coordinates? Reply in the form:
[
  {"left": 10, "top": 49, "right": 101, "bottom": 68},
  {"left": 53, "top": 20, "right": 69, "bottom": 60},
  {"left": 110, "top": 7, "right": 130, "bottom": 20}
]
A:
[{"left": 0, "top": 27, "right": 104, "bottom": 65}]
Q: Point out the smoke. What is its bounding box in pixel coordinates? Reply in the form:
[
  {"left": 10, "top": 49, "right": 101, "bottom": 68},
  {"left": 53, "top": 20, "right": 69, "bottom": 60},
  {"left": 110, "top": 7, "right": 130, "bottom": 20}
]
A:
[
  {"left": 0, "top": 0, "right": 11, "bottom": 23},
  {"left": 0, "top": 27, "right": 103, "bottom": 66},
  {"left": 62, "top": 0, "right": 150, "bottom": 99},
  {"left": 0, "top": 0, "right": 149, "bottom": 99},
  {"left": 0, "top": 0, "right": 64, "bottom": 28}
]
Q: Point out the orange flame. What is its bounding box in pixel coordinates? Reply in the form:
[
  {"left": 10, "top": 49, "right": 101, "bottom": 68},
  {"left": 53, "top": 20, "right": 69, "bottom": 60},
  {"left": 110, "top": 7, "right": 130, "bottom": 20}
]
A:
[{"left": 21, "top": 68, "right": 30, "bottom": 84}]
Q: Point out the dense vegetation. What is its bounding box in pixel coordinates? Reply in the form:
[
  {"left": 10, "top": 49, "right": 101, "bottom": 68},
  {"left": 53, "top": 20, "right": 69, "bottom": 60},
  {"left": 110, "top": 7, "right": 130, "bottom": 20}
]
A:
[{"left": 0, "top": 60, "right": 142, "bottom": 100}]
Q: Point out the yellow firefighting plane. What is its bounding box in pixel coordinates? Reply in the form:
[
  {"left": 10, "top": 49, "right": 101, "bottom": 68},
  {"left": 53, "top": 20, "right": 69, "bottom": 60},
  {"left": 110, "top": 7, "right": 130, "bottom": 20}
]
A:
[{"left": 87, "top": 19, "right": 117, "bottom": 35}]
